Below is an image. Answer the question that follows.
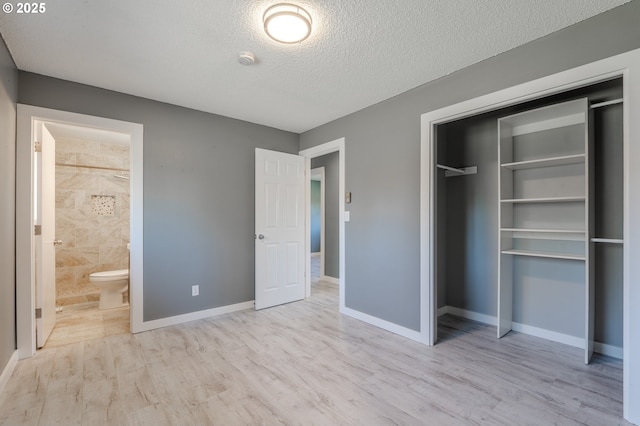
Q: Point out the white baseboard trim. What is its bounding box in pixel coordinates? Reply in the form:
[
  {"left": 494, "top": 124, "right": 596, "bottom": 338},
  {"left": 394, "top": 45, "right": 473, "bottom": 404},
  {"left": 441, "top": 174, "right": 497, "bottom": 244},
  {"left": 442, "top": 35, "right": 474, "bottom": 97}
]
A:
[
  {"left": 438, "top": 305, "right": 497, "bottom": 326},
  {"left": 510, "top": 322, "right": 584, "bottom": 349},
  {"left": 135, "top": 300, "right": 255, "bottom": 333},
  {"left": 437, "top": 305, "right": 620, "bottom": 357},
  {"left": 593, "top": 342, "right": 623, "bottom": 359},
  {"left": 438, "top": 305, "right": 582, "bottom": 348},
  {"left": 341, "top": 306, "right": 424, "bottom": 343},
  {"left": 0, "top": 351, "right": 19, "bottom": 397},
  {"left": 322, "top": 275, "right": 339, "bottom": 285}
]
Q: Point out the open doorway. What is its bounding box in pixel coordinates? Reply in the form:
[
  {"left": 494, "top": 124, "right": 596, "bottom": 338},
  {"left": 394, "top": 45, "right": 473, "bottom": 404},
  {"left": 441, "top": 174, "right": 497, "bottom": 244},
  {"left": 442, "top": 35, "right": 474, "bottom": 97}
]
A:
[
  {"left": 16, "top": 105, "right": 143, "bottom": 358},
  {"left": 309, "top": 152, "right": 340, "bottom": 289},
  {"left": 39, "top": 122, "right": 132, "bottom": 349},
  {"left": 300, "top": 138, "right": 346, "bottom": 312},
  {"left": 310, "top": 167, "right": 324, "bottom": 283}
]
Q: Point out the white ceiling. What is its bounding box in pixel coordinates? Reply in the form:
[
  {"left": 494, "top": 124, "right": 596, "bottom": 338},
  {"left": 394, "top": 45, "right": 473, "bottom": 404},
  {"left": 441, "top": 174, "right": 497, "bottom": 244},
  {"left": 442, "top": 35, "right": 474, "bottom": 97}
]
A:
[{"left": 0, "top": 0, "right": 631, "bottom": 133}]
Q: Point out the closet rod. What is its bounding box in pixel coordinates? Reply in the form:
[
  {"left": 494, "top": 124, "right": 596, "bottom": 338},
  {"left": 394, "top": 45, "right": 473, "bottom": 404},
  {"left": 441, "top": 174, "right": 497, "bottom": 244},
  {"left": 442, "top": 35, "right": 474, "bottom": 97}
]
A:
[
  {"left": 591, "top": 238, "right": 623, "bottom": 244},
  {"left": 437, "top": 164, "right": 478, "bottom": 177},
  {"left": 590, "top": 98, "right": 623, "bottom": 109},
  {"left": 436, "top": 164, "right": 465, "bottom": 174}
]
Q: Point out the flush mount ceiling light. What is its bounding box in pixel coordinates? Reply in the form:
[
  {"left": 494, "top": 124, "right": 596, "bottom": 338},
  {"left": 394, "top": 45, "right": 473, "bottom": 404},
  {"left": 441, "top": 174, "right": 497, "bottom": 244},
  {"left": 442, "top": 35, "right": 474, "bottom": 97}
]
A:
[{"left": 263, "top": 3, "right": 312, "bottom": 44}]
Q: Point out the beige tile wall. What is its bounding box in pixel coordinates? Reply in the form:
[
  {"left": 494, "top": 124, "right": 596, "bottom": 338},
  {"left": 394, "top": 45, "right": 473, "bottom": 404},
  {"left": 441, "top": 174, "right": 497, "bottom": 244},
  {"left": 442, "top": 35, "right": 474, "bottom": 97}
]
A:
[{"left": 55, "top": 137, "right": 130, "bottom": 306}]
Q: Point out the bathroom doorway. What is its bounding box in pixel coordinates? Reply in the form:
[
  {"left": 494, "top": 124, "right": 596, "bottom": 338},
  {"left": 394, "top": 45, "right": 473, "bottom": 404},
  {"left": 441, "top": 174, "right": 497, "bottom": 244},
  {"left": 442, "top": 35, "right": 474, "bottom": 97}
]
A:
[
  {"left": 41, "top": 122, "right": 132, "bottom": 348},
  {"left": 16, "top": 105, "right": 144, "bottom": 358}
]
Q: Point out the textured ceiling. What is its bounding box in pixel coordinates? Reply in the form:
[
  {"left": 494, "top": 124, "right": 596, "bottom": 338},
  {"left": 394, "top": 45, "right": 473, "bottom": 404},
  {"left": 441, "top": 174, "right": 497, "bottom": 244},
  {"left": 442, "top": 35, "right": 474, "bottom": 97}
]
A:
[{"left": 0, "top": 0, "right": 631, "bottom": 133}]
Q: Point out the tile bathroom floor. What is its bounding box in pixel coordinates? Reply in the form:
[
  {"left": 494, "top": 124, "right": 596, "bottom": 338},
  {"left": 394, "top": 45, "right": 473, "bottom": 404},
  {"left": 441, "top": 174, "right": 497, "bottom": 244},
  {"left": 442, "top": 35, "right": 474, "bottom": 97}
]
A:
[{"left": 43, "top": 302, "right": 130, "bottom": 349}]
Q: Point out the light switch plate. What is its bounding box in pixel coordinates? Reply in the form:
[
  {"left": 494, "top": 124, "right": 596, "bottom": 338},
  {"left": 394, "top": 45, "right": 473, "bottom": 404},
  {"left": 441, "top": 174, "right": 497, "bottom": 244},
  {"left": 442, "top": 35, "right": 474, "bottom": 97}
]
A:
[{"left": 345, "top": 211, "right": 350, "bottom": 222}]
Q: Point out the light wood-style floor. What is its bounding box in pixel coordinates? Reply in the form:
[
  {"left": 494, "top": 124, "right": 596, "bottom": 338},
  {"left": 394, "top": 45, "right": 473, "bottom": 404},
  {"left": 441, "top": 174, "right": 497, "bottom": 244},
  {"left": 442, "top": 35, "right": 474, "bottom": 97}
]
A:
[
  {"left": 44, "top": 303, "right": 130, "bottom": 349},
  {"left": 0, "top": 279, "right": 629, "bottom": 425}
]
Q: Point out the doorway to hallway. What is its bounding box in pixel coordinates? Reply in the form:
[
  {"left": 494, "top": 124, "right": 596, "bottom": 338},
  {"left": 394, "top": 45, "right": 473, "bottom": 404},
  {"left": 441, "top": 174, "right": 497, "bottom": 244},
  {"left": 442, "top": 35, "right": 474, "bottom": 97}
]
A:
[{"left": 300, "top": 138, "right": 345, "bottom": 312}]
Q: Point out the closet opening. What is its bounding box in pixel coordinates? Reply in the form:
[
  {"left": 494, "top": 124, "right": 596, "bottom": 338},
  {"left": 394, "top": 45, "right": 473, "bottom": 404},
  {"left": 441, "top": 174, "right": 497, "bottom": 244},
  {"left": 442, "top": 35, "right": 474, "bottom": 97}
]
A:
[{"left": 433, "top": 77, "right": 623, "bottom": 364}]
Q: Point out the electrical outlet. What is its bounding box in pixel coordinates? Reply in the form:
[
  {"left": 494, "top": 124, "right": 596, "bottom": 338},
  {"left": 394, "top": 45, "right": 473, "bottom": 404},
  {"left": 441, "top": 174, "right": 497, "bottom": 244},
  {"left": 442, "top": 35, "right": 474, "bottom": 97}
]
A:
[{"left": 192, "top": 285, "right": 199, "bottom": 296}]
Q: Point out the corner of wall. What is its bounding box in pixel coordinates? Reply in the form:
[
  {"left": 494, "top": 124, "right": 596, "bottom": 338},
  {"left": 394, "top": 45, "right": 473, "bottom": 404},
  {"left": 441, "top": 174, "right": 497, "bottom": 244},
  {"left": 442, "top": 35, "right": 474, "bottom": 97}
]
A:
[{"left": 0, "top": 32, "right": 18, "bottom": 375}]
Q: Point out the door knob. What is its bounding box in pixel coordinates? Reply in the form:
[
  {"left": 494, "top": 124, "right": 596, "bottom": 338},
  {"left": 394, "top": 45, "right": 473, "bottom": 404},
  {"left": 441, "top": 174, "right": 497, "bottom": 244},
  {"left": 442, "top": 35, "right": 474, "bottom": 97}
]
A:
[
  {"left": 53, "top": 240, "right": 63, "bottom": 246},
  {"left": 257, "top": 234, "right": 265, "bottom": 240}
]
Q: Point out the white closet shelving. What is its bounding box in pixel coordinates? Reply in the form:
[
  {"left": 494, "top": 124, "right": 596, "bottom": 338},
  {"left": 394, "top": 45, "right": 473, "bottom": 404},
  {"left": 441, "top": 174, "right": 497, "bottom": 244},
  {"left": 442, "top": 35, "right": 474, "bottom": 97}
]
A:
[{"left": 497, "top": 98, "right": 594, "bottom": 364}]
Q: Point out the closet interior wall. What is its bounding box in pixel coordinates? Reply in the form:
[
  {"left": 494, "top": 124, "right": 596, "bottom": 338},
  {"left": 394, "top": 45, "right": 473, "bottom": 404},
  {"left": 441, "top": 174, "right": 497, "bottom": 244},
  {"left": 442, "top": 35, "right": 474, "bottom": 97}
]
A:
[
  {"left": 593, "top": 100, "right": 623, "bottom": 349},
  {"left": 436, "top": 118, "right": 498, "bottom": 317},
  {"left": 435, "top": 78, "right": 623, "bottom": 355}
]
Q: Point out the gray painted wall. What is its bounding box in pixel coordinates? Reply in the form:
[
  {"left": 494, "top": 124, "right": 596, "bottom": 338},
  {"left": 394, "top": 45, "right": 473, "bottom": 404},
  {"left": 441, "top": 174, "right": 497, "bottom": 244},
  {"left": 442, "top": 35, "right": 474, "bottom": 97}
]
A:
[
  {"left": 5, "top": 1, "right": 637, "bottom": 344},
  {"left": 310, "top": 180, "right": 321, "bottom": 253},
  {"left": 18, "top": 72, "right": 298, "bottom": 321},
  {"left": 299, "top": 1, "right": 640, "bottom": 331},
  {"left": 440, "top": 117, "right": 498, "bottom": 317},
  {"left": 311, "top": 152, "right": 340, "bottom": 278},
  {"left": 0, "top": 37, "right": 18, "bottom": 372}
]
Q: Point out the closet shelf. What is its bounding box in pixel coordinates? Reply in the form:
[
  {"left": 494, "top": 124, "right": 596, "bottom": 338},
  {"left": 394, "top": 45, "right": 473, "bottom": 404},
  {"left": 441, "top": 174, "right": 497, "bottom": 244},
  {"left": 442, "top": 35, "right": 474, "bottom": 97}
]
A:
[
  {"left": 501, "top": 228, "right": 584, "bottom": 233},
  {"left": 501, "top": 249, "right": 585, "bottom": 261},
  {"left": 590, "top": 98, "right": 623, "bottom": 109},
  {"left": 501, "top": 154, "right": 585, "bottom": 170},
  {"left": 500, "top": 228, "right": 587, "bottom": 243},
  {"left": 510, "top": 113, "right": 585, "bottom": 137},
  {"left": 501, "top": 228, "right": 586, "bottom": 241},
  {"left": 591, "top": 237, "right": 623, "bottom": 244},
  {"left": 500, "top": 196, "right": 585, "bottom": 204}
]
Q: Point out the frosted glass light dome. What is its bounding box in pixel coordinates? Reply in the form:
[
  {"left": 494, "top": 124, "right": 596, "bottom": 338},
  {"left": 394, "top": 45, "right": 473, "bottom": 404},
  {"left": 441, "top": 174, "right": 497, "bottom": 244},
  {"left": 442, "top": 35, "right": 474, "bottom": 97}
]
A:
[{"left": 263, "top": 3, "right": 312, "bottom": 44}]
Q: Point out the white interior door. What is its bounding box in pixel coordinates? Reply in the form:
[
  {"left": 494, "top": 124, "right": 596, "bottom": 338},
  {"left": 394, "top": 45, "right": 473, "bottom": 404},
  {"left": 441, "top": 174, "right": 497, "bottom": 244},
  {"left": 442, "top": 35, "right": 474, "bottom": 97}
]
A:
[
  {"left": 35, "top": 122, "right": 57, "bottom": 348},
  {"left": 255, "top": 148, "right": 306, "bottom": 310}
]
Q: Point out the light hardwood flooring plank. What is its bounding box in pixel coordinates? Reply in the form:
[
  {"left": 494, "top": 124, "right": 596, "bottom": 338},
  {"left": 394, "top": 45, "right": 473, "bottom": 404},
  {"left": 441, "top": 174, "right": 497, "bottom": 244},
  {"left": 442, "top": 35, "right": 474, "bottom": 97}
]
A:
[
  {"left": 0, "top": 279, "right": 632, "bottom": 425},
  {"left": 114, "top": 366, "right": 158, "bottom": 414},
  {"left": 82, "top": 339, "right": 116, "bottom": 383},
  {"left": 50, "top": 343, "right": 84, "bottom": 382},
  {"left": 38, "top": 374, "right": 83, "bottom": 426},
  {"left": 108, "top": 333, "right": 146, "bottom": 375},
  {"left": 81, "top": 378, "right": 125, "bottom": 426}
]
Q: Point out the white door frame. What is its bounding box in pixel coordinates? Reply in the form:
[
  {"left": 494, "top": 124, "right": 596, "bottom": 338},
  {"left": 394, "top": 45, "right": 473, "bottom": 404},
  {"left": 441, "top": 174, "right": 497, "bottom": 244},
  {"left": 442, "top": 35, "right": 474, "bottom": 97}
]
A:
[
  {"left": 300, "top": 138, "right": 345, "bottom": 312},
  {"left": 16, "top": 105, "right": 144, "bottom": 358},
  {"left": 35, "top": 122, "right": 56, "bottom": 348},
  {"left": 310, "top": 166, "right": 325, "bottom": 280},
  {"left": 420, "top": 48, "right": 640, "bottom": 424}
]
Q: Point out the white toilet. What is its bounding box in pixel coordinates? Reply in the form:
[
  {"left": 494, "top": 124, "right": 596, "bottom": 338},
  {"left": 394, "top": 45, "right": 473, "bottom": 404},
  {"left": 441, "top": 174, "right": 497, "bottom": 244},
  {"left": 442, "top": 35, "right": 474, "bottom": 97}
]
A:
[{"left": 89, "top": 269, "right": 129, "bottom": 309}]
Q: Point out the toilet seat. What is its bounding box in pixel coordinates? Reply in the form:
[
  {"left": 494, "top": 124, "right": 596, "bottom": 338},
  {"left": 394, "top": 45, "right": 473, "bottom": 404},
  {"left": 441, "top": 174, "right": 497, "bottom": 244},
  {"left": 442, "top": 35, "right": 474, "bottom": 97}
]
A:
[{"left": 89, "top": 269, "right": 129, "bottom": 282}]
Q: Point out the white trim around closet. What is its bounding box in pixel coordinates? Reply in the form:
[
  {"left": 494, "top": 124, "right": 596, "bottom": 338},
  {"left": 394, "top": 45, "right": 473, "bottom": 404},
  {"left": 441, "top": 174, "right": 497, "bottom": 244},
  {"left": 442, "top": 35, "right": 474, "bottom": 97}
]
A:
[{"left": 420, "top": 48, "right": 640, "bottom": 424}]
